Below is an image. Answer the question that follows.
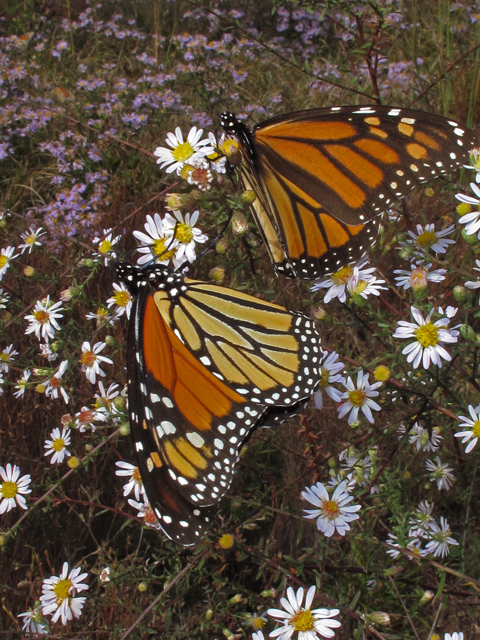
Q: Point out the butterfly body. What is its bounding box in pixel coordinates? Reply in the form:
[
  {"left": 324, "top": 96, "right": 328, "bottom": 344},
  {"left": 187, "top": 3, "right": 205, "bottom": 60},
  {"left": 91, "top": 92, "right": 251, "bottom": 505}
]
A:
[
  {"left": 117, "top": 262, "right": 322, "bottom": 545},
  {"left": 220, "top": 105, "right": 478, "bottom": 280}
]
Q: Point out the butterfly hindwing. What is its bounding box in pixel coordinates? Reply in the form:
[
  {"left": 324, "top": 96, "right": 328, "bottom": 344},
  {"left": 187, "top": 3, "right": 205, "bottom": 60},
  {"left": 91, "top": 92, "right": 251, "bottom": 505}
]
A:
[
  {"left": 221, "top": 105, "right": 478, "bottom": 279},
  {"left": 119, "top": 263, "right": 322, "bottom": 545}
]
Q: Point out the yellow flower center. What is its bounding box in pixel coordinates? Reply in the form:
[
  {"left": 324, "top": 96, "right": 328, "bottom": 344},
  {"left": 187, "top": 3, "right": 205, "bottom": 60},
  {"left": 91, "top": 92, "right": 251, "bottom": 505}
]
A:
[
  {"left": 415, "top": 322, "right": 439, "bottom": 347},
  {"left": 219, "top": 534, "right": 234, "bottom": 549},
  {"left": 50, "top": 376, "right": 61, "bottom": 389},
  {"left": 79, "top": 409, "right": 94, "bottom": 423},
  {"left": 99, "top": 239, "right": 112, "bottom": 254},
  {"left": 1, "top": 480, "right": 17, "bottom": 499},
  {"left": 331, "top": 264, "right": 353, "bottom": 284},
  {"left": 318, "top": 366, "right": 331, "bottom": 390},
  {"left": 53, "top": 578, "right": 73, "bottom": 602},
  {"left": 34, "top": 310, "right": 49, "bottom": 324},
  {"left": 348, "top": 389, "right": 366, "bottom": 407},
  {"left": 144, "top": 505, "right": 158, "bottom": 527},
  {"left": 0, "top": 353, "right": 9, "bottom": 362},
  {"left": 0, "top": 255, "right": 8, "bottom": 268},
  {"left": 26, "top": 234, "right": 36, "bottom": 245},
  {"left": 416, "top": 229, "right": 436, "bottom": 248},
  {"left": 152, "top": 237, "right": 176, "bottom": 260},
  {"left": 472, "top": 420, "right": 480, "bottom": 438},
  {"left": 133, "top": 468, "right": 142, "bottom": 484},
  {"left": 172, "top": 141, "right": 194, "bottom": 163},
  {"left": 291, "top": 609, "right": 315, "bottom": 632},
  {"left": 252, "top": 616, "right": 266, "bottom": 630},
  {"left": 322, "top": 499, "right": 340, "bottom": 519},
  {"left": 53, "top": 437, "right": 65, "bottom": 452},
  {"left": 354, "top": 280, "right": 368, "bottom": 294},
  {"left": 374, "top": 365, "right": 390, "bottom": 382},
  {"left": 81, "top": 351, "right": 96, "bottom": 367},
  {"left": 114, "top": 291, "right": 131, "bottom": 307}
]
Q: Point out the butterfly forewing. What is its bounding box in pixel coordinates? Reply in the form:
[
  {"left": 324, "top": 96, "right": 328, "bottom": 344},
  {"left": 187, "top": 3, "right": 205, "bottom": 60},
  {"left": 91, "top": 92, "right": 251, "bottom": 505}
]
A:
[
  {"left": 221, "top": 105, "right": 478, "bottom": 279},
  {"left": 119, "top": 263, "right": 322, "bottom": 545}
]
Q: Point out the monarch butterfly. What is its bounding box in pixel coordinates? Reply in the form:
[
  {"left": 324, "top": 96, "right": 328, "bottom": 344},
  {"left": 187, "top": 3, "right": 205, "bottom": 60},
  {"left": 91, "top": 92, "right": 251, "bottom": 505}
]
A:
[
  {"left": 220, "top": 106, "right": 478, "bottom": 280},
  {"left": 116, "top": 262, "right": 322, "bottom": 545}
]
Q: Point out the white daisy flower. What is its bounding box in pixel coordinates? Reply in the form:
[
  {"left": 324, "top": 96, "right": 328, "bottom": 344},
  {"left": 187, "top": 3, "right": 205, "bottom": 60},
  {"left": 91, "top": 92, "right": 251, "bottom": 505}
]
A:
[
  {"left": 74, "top": 406, "right": 105, "bottom": 433},
  {"left": 426, "top": 457, "right": 454, "bottom": 490},
  {"left": 128, "top": 497, "right": 162, "bottom": 530},
  {"left": 341, "top": 453, "right": 375, "bottom": 490},
  {"left": 207, "top": 131, "right": 228, "bottom": 173},
  {"left": 107, "top": 282, "right": 133, "bottom": 319},
  {"left": 0, "top": 288, "right": 10, "bottom": 309},
  {"left": 0, "top": 245, "right": 19, "bottom": 280},
  {"left": 408, "top": 423, "right": 442, "bottom": 452},
  {"left": 392, "top": 306, "right": 459, "bottom": 370},
  {"left": 385, "top": 533, "right": 428, "bottom": 559},
  {"left": 99, "top": 567, "right": 111, "bottom": 583},
  {"left": 338, "top": 370, "right": 382, "bottom": 425},
  {"left": 393, "top": 263, "right": 446, "bottom": 291},
  {"left": 347, "top": 268, "right": 387, "bottom": 300},
  {"left": 0, "top": 372, "right": 4, "bottom": 395},
  {"left": 18, "top": 226, "right": 46, "bottom": 254},
  {"left": 464, "top": 259, "right": 480, "bottom": 303},
  {"left": 424, "top": 516, "right": 458, "bottom": 558},
  {"left": 40, "top": 562, "right": 88, "bottom": 625},
  {"left": 94, "top": 381, "right": 120, "bottom": 412},
  {"left": 115, "top": 460, "right": 145, "bottom": 501},
  {"left": 267, "top": 585, "right": 341, "bottom": 640},
  {"left": 445, "top": 633, "right": 464, "bottom": 640},
  {"left": 400, "top": 223, "right": 455, "bottom": 256},
  {"left": 327, "top": 471, "right": 357, "bottom": 492},
  {"left": 0, "top": 463, "right": 31, "bottom": 512},
  {"left": 163, "top": 210, "right": 208, "bottom": 264},
  {"left": 185, "top": 159, "right": 214, "bottom": 191},
  {"left": 85, "top": 307, "right": 116, "bottom": 327},
  {"left": 25, "top": 296, "right": 64, "bottom": 342},
  {"left": 302, "top": 480, "right": 361, "bottom": 537},
  {"left": 14, "top": 369, "right": 32, "bottom": 398},
  {"left": 80, "top": 341, "right": 113, "bottom": 384},
  {"left": 44, "top": 360, "right": 69, "bottom": 404},
  {"left": 18, "top": 602, "right": 50, "bottom": 635},
  {"left": 252, "top": 632, "right": 265, "bottom": 640},
  {"left": 314, "top": 351, "right": 345, "bottom": 410},
  {"left": 153, "top": 126, "right": 214, "bottom": 174},
  {"left": 311, "top": 259, "right": 375, "bottom": 303},
  {"left": 133, "top": 213, "right": 179, "bottom": 267},
  {"left": 92, "top": 228, "right": 121, "bottom": 265},
  {"left": 463, "top": 147, "right": 480, "bottom": 182},
  {"left": 408, "top": 500, "right": 435, "bottom": 538},
  {"left": 39, "top": 342, "right": 59, "bottom": 362},
  {"left": 454, "top": 404, "right": 480, "bottom": 453},
  {"left": 44, "top": 427, "right": 71, "bottom": 464},
  {"left": 455, "top": 181, "right": 480, "bottom": 237},
  {"left": 0, "top": 343, "right": 18, "bottom": 373}
]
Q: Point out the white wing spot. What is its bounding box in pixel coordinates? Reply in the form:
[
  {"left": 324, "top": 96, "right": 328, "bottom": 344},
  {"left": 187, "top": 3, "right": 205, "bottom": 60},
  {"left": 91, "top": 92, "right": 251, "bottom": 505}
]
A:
[
  {"left": 187, "top": 432, "right": 205, "bottom": 448},
  {"left": 161, "top": 420, "right": 176, "bottom": 434}
]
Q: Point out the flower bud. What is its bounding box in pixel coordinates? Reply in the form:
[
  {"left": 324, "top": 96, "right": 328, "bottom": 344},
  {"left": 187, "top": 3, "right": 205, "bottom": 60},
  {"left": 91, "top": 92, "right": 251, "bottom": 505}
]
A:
[
  {"left": 462, "top": 228, "right": 479, "bottom": 245},
  {"left": 419, "top": 590, "right": 434, "bottom": 605},
  {"left": 68, "top": 456, "right": 80, "bottom": 469},
  {"left": 219, "top": 534, "right": 234, "bottom": 549},
  {"left": 60, "top": 288, "right": 73, "bottom": 302},
  {"left": 311, "top": 306, "right": 326, "bottom": 320},
  {"left": 460, "top": 323, "right": 478, "bottom": 342},
  {"left": 453, "top": 285, "right": 469, "bottom": 303},
  {"left": 231, "top": 211, "right": 249, "bottom": 235},
  {"left": 222, "top": 140, "right": 241, "bottom": 165},
  {"left": 222, "top": 629, "right": 235, "bottom": 640},
  {"left": 85, "top": 444, "right": 93, "bottom": 453},
  {"left": 241, "top": 189, "right": 256, "bottom": 205},
  {"left": 113, "top": 396, "right": 126, "bottom": 411},
  {"left": 229, "top": 594, "right": 243, "bottom": 605},
  {"left": 61, "top": 414, "right": 73, "bottom": 427},
  {"left": 105, "top": 335, "right": 116, "bottom": 347},
  {"left": 215, "top": 238, "right": 228, "bottom": 254},
  {"left": 81, "top": 258, "right": 95, "bottom": 268},
  {"left": 24, "top": 266, "right": 35, "bottom": 277},
  {"left": 165, "top": 193, "right": 191, "bottom": 212},
  {"left": 425, "top": 187, "right": 434, "bottom": 197},
  {"left": 50, "top": 340, "right": 62, "bottom": 352},
  {"left": 119, "top": 422, "right": 131, "bottom": 436},
  {"left": 403, "top": 470, "right": 411, "bottom": 480},
  {"left": 205, "top": 609, "right": 213, "bottom": 621},
  {"left": 369, "top": 612, "right": 391, "bottom": 626},
  {"left": 137, "top": 582, "right": 148, "bottom": 592},
  {"left": 261, "top": 589, "right": 277, "bottom": 598},
  {"left": 209, "top": 266, "right": 226, "bottom": 283},
  {"left": 35, "top": 384, "right": 46, "bottom": 394},
  {"left": 456, "top": 202, "right": 472, "bottom": 216},
  {"left": 374, "top": 365, "right": 390, "bottom": 382}
]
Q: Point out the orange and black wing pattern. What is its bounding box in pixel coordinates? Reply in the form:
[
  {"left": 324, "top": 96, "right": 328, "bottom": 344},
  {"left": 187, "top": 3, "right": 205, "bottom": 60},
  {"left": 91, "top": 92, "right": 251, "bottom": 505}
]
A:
[
  {"left": 220, "top": 106, "right": 478, "bottom": 280},
  {"left": 117, "top": 262, "right": 321, "bottom": 545}
]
